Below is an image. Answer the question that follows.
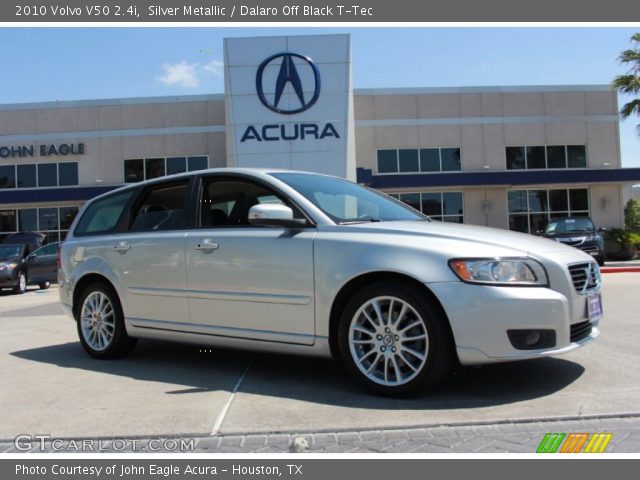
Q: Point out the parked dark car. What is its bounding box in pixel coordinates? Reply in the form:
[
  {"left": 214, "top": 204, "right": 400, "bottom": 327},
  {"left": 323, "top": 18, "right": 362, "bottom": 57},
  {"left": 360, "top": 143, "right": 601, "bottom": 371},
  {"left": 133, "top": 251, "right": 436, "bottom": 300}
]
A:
[
  {"left": 3, "top": 232, "right": 45, "bottom": 252},
  {"left": 25, "top": 242, "right": 60, "bottom": 290},
  {"left": 0, "top": 244, "right": 30, "bottom": 294},
  {"left": 542, "top": 217, "right": 606, "bottom": 266}
]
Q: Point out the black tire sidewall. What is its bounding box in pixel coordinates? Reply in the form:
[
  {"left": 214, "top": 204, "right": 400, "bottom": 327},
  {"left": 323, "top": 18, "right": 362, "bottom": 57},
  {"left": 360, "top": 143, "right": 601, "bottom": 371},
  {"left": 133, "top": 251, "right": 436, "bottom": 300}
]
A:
[
  {"left": 14, "top": 271, "right": 27, "bottom": 294},
  {"left": 75, "top": 283, "right": 135, "bottom": 359},
  {"left": 39, "top": 282, "right": 50, "bottom": 290},
  {"left": 337, "top": 281, "right": 453, "bottom": 396}
]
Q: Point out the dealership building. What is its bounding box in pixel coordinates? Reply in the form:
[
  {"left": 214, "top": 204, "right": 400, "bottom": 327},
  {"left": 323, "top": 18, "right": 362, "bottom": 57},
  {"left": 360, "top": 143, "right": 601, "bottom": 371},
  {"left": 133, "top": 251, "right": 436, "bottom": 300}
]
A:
[{"left": 2, "top": 33, "right": 640, "bottom": 243}]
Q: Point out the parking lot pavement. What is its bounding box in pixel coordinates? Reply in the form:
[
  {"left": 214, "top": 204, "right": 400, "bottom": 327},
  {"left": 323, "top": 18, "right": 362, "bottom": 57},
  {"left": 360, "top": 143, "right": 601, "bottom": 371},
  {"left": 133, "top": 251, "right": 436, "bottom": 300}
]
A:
[{"left": 1, "top": 274, "right": 639, "bottom": 451}]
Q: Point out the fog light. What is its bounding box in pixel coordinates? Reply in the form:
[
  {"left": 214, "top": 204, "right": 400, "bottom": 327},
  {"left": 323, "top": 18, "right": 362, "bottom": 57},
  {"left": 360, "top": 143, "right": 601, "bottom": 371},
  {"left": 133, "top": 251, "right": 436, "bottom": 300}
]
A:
[
  {"left": 507, "top": 329, "right": 556, "bottom": 350},
  {"left": 525, "top": 331, "right": 541, "bottom": 346}
]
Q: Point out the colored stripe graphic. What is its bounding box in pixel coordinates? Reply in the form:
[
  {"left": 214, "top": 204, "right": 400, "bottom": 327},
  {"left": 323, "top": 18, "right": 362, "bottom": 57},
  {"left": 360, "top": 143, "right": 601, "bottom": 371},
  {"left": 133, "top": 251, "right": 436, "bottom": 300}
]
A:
[
  {"left": 584, "top": 433, "right": 613, "bottom": 453},
  {"left": 537, "top": 433, "right": 613, "bottom": 453},
  {"left": 537, "top": 433, "right": 566, "bottom": 453},
  {"left": 560, "top": 433, "right": 589, "bottom": 453}
]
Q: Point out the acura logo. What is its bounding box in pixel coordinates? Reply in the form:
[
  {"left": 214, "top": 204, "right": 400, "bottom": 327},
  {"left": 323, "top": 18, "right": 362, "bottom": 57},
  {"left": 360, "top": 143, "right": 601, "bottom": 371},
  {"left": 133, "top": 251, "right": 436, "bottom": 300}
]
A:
[{"left": 256, "top": 52, "right": 321, "bottom": 115}]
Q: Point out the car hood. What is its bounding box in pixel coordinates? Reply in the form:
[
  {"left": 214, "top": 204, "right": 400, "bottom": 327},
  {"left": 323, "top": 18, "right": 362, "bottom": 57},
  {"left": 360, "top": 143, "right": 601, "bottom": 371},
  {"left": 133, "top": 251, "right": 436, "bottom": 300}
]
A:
[
  {"left": 345, "top": 220, "right": 585, "bottom": 256},
  {"left": 0, "top": 255, "right": 20, "bottom": 263},
  {"left": 544, "top": 232, "right": 597, "bottom": 238}
]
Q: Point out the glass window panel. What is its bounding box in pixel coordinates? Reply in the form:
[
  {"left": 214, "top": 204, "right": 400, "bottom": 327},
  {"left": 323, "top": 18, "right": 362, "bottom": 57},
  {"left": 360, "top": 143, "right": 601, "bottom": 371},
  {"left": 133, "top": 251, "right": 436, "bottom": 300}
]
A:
[
  {"left": 443, "top": 192, "right": 463, "bottom": 216},
  {"left": 569, "top": 189, "right": 589, "bottom": 211},
  {"left": 145, "top": 158, "right": 165, "bottom": 179},
  {"left": 571, "top": 211, "right": 590, "bottom": 217},
  {"left": 130, "top": 182, "right": 189, "bottom": 232},
  {"left": 58, "top": 162, "right": 78, "bottom": 186},
  {"left": 18, "top": 209, "right": 37, "bottom": 231},
  {"left": 188, "top": 156, "right": 208, "bottom": 172},
  {"left": 567, "top": 145, "right": 587, "bottom": 168},
  {"left": 43, "top": 232, "right": 59, "bottom": 244},
  {"left": 377, "top": 150, "right": 398, "bottom": 173},
  {"left": 419, "top": 149, "right": 440, "bottom": 172},
  {"left": 17, "top": 164, "right": 36, "bottom": 188},
  {"left": 38, "top": 208, "right": 59, "bottom": 231},
  {"left": 508, "top": 190, "right": 528, "bottom": 213},
  {"left": 546, "top": 146, "right": 567, "bottom": 169},
  {"left": 398, "top": 149, "right": 419, "bottom": 172},
  {"left": 37, "top": 163, "right": 57, "bottom": 187},
  {"left": 59, "top": 207, "right": 79, "bottom": 230},
  {"left": 0, "top": 165, "right": 16, "bottom": 188},
  {"left": 506, "top": 147, "right": 526, "bottom": 170},
  {"left": 421, "top": 193, "right": 442, "bottom": 216},
  {"left": 509, "top": 214, "right": 529, "bottom": 233},
  {"left": 399, "top": 193, "right": 421, "bottom": 212},
  {"left": 0, "top": 210, "right": 17, "bottom": 232},
  {"left": 443, "top": 215, "right": 464, "bottom": 224},
  {"left": 124, "top": 159, "right": 143, "bottom": 183},
  {"left": 167, "top": 157, "right": 187, "bottom": 176},
  {"left": 441, "top": 148, "right": 461, "bottom": 171},
  {"left": 549, "top": 190, "right": 569, "bottom": 212},
  {"left": 526, "top": 146, "right": 546, "bottom": 169},
  {"left": 75, "top": 190, "right": 134, "bottom": 235},
  {"left": 528, "top": 190, "right": 548, "bottom": 212},
  {"left": 430, "top": 216, "right": 443, "bottom": 222},
  {"left": 530, "top": 214, "right": 549, "bottom": 234}
]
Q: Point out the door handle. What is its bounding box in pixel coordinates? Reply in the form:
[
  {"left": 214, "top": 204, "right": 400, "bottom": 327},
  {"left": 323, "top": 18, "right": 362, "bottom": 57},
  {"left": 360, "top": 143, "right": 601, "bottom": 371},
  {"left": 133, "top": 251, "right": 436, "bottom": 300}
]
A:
[
  {"left": 194, "top": 240, "right": 219, "bottom": 252},
  {"left": 113, "top": 242, "right": 131, "bottom": 252}
]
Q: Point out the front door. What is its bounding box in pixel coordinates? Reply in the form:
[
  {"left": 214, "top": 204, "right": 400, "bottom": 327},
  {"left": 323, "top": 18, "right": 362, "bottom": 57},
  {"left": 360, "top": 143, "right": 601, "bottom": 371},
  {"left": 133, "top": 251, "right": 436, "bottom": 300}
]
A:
[{"left": 185, "top": 176, "right": 316, "bottom": 345}]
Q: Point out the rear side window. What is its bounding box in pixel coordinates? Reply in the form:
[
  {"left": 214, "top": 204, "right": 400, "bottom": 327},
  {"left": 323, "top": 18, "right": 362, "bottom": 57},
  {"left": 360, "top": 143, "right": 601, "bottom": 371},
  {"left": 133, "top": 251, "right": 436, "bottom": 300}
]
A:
[
  {"left": 75, "top": 190, "right": 134, "bottom": 236},
  {"left": 129, "top": 181, "right": 189, "bottom": 232}
]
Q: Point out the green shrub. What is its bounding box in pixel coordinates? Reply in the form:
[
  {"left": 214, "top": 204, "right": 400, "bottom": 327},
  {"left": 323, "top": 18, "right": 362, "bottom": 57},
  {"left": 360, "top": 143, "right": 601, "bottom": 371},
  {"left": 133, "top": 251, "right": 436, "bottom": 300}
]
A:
[{"left": 625, "top": 199, "right": 640, "bottom": 232}]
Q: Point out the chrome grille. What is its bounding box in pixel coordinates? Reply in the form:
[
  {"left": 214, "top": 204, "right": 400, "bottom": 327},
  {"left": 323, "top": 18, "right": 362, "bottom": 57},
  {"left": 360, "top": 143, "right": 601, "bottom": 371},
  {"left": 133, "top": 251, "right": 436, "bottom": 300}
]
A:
[{"left": 568, "top": 262, "right": 601, "bottom": 294}]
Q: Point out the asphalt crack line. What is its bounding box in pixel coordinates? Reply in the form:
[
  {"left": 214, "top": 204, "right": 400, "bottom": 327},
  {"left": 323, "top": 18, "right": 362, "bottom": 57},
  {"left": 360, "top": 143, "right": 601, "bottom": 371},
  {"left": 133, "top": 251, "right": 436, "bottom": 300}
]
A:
[{"left": 210, "top": 354, "right": 254, "bottom": 436}]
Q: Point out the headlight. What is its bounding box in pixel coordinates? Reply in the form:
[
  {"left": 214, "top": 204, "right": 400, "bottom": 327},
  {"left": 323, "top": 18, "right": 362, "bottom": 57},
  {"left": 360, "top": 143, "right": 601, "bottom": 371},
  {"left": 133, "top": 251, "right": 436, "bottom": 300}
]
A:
[
  {"left": 0, "top": 262, "right": 18, "bottom": 271},
  {"left": 448, "top": 257, "right": 548, "bottom": 286}
]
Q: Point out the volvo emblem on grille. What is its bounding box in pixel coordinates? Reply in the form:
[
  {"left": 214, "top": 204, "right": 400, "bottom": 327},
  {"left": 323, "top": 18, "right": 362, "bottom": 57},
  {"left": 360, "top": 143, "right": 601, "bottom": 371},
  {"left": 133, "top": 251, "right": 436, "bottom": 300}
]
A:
[{"left": 581, "top": 263, "right": 600, "bottom": 294}]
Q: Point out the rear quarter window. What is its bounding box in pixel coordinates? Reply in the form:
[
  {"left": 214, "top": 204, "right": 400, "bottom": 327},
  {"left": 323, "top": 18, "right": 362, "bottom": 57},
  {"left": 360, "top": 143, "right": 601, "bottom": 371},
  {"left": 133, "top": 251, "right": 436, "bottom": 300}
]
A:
[{"left": 74, "top": 190, "right": 135, "bottom": 236}]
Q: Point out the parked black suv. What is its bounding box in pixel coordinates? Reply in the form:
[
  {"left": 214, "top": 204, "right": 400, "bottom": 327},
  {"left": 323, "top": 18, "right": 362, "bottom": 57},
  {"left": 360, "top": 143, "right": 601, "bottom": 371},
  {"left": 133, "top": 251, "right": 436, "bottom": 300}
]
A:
[
  {"left": 0, "top": 244, "right": 30, "bottom": 294},
  {"left": 542, "top": 217, "right": 606, "bottom": 266}
]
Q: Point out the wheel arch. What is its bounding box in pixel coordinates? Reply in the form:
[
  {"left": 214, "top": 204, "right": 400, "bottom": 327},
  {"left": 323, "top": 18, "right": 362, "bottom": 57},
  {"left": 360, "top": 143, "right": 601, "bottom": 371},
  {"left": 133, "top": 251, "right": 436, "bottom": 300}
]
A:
[
  {"left": 328, "top": 271, "right": 457, "bottom": 360},
  {"left": 72, "top": 273, "right": 118, "bottom": 321}
]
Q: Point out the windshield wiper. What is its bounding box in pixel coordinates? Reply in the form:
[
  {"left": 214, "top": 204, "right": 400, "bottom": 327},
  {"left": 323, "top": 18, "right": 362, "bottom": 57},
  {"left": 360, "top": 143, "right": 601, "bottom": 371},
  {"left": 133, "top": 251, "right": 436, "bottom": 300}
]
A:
[{"left": 338, "top": 218, "right": 382, "bottom": 225}]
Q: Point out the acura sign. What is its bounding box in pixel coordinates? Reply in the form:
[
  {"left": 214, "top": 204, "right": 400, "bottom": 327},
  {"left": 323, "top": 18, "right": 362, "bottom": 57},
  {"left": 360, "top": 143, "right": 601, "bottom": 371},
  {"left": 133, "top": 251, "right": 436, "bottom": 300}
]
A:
[{"left": 240, "top": 51, "right": 339, "bottom": 143}]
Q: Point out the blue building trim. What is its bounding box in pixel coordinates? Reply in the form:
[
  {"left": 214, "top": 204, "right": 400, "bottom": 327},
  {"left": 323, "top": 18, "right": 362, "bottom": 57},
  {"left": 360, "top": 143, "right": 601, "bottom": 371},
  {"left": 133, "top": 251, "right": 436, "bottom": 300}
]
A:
[
  {"left": 0, "top": 186, "right": 118, "bottom": 205},
  {"left": 357, "top": 167, "right": 640, "bottom": 189}
]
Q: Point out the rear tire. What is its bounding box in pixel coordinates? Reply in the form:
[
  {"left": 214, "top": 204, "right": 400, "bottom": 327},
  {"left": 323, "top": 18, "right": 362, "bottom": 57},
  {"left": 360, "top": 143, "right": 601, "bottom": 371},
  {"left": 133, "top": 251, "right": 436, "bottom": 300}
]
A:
[
  {"left": 75, "top": 283, "right": 137, "bottom": 359},
  {"left": 39, "top": 282, "right": 51, "bottom": 290},
  {"left": 337, "top": 281, "right": 454, "bottom": 396}
]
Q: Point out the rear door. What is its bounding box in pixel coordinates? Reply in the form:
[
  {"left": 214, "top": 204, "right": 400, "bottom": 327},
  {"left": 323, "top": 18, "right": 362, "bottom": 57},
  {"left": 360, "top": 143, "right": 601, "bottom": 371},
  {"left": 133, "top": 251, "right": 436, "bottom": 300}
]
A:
[
  {"left": 99, "top": 179, "right": 192, "bottom": 327},
  {"left": 27, "top": 243, "right": 58, "bottom": 282}
]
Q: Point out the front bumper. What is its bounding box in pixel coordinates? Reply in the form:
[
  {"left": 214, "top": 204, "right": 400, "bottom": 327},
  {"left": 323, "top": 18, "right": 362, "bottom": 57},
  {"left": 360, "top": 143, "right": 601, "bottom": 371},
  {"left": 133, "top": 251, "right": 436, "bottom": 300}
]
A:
[
  {"left": 429, "top": 281, "right": 600, "bottom": 365},
  {"left": 0, "top": 270, "right": 18, "bottom": 288}
]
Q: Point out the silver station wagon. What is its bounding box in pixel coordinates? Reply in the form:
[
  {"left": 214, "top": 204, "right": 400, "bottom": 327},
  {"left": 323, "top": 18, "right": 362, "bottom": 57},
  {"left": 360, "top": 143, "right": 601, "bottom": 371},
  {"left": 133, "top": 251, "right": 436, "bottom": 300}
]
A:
[{"left": 59, "top": 169, "right": 602, "bottom": 395}]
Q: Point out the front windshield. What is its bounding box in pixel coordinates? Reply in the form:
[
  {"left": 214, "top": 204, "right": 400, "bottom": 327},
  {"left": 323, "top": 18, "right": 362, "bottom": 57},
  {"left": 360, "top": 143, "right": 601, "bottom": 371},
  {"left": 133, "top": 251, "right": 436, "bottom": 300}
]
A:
[
  {"left": 545, "top": 218, "right": 595, "bottom": 234},
  {"left": 271, "top": 172, "right": 426, "bottom": 224},
  {"left": 0, "top": 245, "right": 21, "bottom": 258}
]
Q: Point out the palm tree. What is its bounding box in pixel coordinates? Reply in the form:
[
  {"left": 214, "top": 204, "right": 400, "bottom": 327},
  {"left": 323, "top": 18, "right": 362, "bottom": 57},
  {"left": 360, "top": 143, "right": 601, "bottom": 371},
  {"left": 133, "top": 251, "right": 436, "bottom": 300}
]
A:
[{"left": 612, "top": 33, "right": 640, "bottom": 135}]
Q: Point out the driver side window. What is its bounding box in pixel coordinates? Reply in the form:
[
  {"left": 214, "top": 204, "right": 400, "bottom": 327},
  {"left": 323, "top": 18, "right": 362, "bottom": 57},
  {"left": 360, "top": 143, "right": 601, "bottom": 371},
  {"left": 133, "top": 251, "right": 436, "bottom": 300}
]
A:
[{"left": 200, "top": 178, "right": 301, "bottom": 228}]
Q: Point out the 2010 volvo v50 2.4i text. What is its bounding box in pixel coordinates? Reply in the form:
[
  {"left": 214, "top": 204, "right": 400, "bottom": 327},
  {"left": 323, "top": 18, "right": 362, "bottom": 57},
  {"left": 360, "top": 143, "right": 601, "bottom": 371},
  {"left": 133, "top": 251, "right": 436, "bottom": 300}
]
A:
[{"left": 59, "top": 169, "right": 602, "bottom": 395}]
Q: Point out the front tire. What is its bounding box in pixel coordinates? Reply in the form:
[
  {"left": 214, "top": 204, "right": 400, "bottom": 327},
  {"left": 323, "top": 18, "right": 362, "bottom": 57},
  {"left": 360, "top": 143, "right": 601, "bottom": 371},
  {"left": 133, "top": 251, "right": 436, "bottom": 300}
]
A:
[
  {"left": 76, "top": 283, "right": 136, "bottom": 359},
  {"left": 13, "top": 271, "right": 27, "bottom": 295},
  {"left": 337, "top": 281, "right": 454, "bottom": 396}
]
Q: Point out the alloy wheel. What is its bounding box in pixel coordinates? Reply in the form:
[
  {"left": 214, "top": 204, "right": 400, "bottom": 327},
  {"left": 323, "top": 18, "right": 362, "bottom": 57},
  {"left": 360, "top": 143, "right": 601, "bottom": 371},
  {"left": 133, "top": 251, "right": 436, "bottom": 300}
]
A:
[
  {"left": 348, "top": 296, "right": 429, "bottom": 386},
  {"left": 80, "top": 291, "right": 116, "bottom": 351}
]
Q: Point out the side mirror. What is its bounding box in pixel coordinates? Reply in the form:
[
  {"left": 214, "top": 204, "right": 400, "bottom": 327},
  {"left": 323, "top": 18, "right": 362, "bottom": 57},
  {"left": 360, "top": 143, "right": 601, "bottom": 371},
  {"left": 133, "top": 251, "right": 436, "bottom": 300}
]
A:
[
  {"left": 598, "top": 227, "right": 607, "bottom": 233},
  {"left": 248, "top": 204, "right": 307, "bottom": 228}
]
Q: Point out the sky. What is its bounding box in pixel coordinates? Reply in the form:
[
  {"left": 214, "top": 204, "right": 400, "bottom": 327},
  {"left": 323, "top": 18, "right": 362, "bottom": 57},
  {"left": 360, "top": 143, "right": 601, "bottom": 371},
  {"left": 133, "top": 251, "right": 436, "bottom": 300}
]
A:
[{"left": 0, "top": 27, "right": 638, "bottom": 167}]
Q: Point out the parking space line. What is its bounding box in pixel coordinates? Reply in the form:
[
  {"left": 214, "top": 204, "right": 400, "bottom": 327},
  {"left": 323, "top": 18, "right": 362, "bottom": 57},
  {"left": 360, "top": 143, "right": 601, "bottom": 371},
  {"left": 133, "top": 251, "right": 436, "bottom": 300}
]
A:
[{"left": 210, "top": 354, "right": 255, "bottom": 436}]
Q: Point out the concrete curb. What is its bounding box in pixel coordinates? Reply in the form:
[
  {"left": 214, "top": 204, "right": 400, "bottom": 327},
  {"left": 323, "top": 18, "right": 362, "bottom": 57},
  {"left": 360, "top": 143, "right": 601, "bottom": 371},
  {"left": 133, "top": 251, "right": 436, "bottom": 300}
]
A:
[{"left": 601, "top": 267, "right": 640, "bottom": 273}]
